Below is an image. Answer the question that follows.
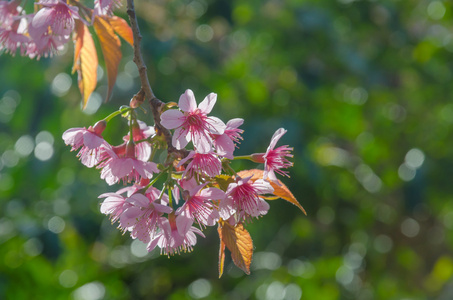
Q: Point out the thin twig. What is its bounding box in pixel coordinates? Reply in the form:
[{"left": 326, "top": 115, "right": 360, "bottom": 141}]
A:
[{"left": 126, "top": 0, "right": 188, "bottom": 161}]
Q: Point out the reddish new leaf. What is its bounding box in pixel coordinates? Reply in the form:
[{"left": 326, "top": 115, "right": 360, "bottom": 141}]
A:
[
  {"left": 93, "top": 16, "right": 122, "bottom": 103},
  {"left": 218, "top": 224, "right": 226, "bottom": 278},
  {"left": 218, "top": 219, "right": 253, "bottom": 275},
  {"left": 73, "top": 20, "right": 98, "bottom": 109},
  {"left": 107, "top": 16, "right": 134, "bottom": 46},
  {"left": 237, "top": 169, "right": 307, "bottom": 215}
]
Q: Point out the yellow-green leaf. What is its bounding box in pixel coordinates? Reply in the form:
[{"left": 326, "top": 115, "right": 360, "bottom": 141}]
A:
[
  {"left": 237, "top": 169, "right": 307, "bottom": 215},
  {"left": 93, "top": 16, "right": 122, "bottom": 103},
  {"left": 218, "top": 219, "right": 253, "bottom": 275},
  {"left": 73, "top": 20, "right": 98, "bottom": 109},
  {"left": 107, "top": 15, "right": 134, "bottom": 46}
]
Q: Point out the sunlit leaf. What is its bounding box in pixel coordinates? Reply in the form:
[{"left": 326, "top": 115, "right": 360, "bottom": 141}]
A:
[
  {"left": 73, "top": 20, "right": 98, "bottom": 109},
  {"left": 237, "top": 169, "right": 306, "bottom": 215},
  {"left": 107, "top": 16, "right": 134, "bottom": 46},
  {"left": 215, "top": 175, "right": 235, "bottom": 192},
  {"left": 93, "top": 16, "right": 122, "bottom": 103},
  {"left": 218, "top": 219, "right": 253, "bottom": 275},
  {"left": 218, "top": 224, "right": 226, "bottom": 278}
]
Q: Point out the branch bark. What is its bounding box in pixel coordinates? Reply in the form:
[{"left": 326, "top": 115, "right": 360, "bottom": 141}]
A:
[{"left": 126, "top": 0, "right": 188, "bottom": 161}]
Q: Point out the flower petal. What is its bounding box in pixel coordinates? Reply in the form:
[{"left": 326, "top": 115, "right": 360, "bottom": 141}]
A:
[
  {"left": 206, "top": 116, "right": 226, "bottom": 135},
  {"left": 179, "top": 89, "right": 197, "bottom": 112},
  {"left": 160, "top": 109, "right": 184, "bottom": 129},
  {"left": 268, "top": 128, "right": 287, "bottom": 151},
  {"left": 172, "top": 127, "right": 190, "bottom": 149},
  {"left": 198, "top": 92, "right": 217, "bottom": 114}
]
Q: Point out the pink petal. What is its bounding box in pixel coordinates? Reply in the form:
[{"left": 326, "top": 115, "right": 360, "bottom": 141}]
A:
[
  {"left": 110, "top": 158, "right": 133, "bottom": 178},
  {"left": 176, "top": 211, "right": 192, "bottom": 236},
  {"left": 199, "top": 187, "right": 225, "bottom": 200},
  {"left": 31, "top": 7, "right": 53, "bottom": 29},
  {"left": 179, "top": 89, "right": 197, "bottom": 112},
  {"left": 177, "top": 151, "right": 195, "bottom": 167},
  {"left": 226, "top": 118, "right": 244, "bottom": 129},
  {"left": 206, "top": 116, "right": 226, "bottom": 135},
  {"left": 253, "top": 179, "right": 274, "bottom": 194},
  {"left": 214, "top": 134, "right": 234, "bottom": 159},
  {"left": 83, "top": 132, "right": 104, "bottom": 149},
  {"left": 160, "top": 109, "right": 184, "bottom": 129},
  {"left": 192, "top": 131, "right": 212, "bottom": 153},
  {"left": 172, "top": 127, "right": 190, "bottom": 149},
  {"left": 198, "top": 92, "right": 217, "bottom": 114},
  {"left": 268, "top": 128, "right": 287, "bottom": 151}
]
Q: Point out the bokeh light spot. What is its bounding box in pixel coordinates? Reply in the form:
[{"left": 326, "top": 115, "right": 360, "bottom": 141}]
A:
[
  {"left": 15, "top": 135, "right": 34, "bottom": 157},
  {"left": 47, "top": 216, "right": 65, "bottom": 234},
  {"left": 196, "top": 24, "right": 214, "bottom": 42},
  {"left": 188, "top": 278, "right": 212, "bottom": 299},
  {"left": 51, "top": 73, "right": 72, "bottom": 97},
  {"left": 401, "top": 218, "right": 420, "bottom": 238},
  {"left": 59, "top": 269, "right": 78, "bottom": 288},
  {"left": 34, "top": 142, "right": 54, "bottom": 161},
  {"left": 427, "top": 1, "right": 446, "bottom": 20},
  {"left": 72, "top": 281, "right": 105, "bottom": 300}
]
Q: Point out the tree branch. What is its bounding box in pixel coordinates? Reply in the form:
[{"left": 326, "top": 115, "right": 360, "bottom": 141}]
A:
[{"left": 126, "top": 0, "right": 188, "bottom": 161}]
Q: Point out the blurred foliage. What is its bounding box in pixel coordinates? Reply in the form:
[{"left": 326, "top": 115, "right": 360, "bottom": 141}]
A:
[{"left": 2, "top": 0, "right": 453, "bottom": 299}]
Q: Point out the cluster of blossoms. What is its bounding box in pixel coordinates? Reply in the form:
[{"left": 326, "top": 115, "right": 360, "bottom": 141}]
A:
[
  {"left": 63, "top": 89, "right": 294, "bottom": 256},
  {"left": 0, "top": 0, "right": 119, "bottom": 58}
]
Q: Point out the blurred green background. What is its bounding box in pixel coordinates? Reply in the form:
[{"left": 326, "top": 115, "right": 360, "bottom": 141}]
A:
[{"left": 2, "top": 0, "right": 453, "bottom": 299}]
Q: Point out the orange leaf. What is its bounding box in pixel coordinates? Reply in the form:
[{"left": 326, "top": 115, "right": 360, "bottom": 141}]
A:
[
  {"left": 218, "top": 224, "right": 226, "bottom": 278},
  {"left": 73, "top": 20, "right": 98, "bottom": 109},
  {"left": 107, "top": 16, "right": 134, "bottom": 46},
  {"left": 218, "top": 219, "right": 253, "bottom": 275},
  {"left": 237, "top": 169, "right": 307, "bottom": 215},
  {"left": 93, "top": 16, "right": 122, "bottom": 103}
]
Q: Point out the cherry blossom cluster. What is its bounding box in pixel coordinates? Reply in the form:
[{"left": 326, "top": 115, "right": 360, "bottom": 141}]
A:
[
  {"left": 62, "top": 89, "right": 294, "bottom": 255},
  {"left": 0, "top": 0, "right": 119, "bottom": 58}
]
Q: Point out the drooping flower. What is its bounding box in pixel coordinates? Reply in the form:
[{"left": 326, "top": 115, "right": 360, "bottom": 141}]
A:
[
  {"left": 98, "top": 141, "right": 159, "bottom": 186},
  {"left": 175, "top": 183, "right": 224, "bottom": 234},
  {"left": 147, "top": 214, "right": 205, "bottom": 256},
  {"left": 98, "top": 185, "right": 138, "bottom": 224},
  {"left": 177, "top": 150, "right": 222, "bottom": 179},
  {"left": 0, "top": 1, "right": 29, "bottom": 55},
  {"left": 27, "top": 0, "right": 79, "bottom": 58},
  {"left": 219, "top": 176, "right": 274, "bottom": 222},
  {"left": 62, "top": 121, "right": 110, "bottom": 168},
  {"left": 212, "top": 118, "right": 244, "bottom": 159},
  {"left": 123, "top": 120, "right": 155, "bottom": 162},
  {"left": 160, "top": 89, "right": 226, "bottom": 153},
  {"left": 251, "top": 128, "right": 293, "bottom": 183},
  {"left": 119, "top": 189, "right": 172, "bottom": 243}
]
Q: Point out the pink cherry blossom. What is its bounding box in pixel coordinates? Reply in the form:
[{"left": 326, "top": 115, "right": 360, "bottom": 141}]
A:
[
  {"left": 0, "top": 25, "right": 29, "bottom": 55},
  {"left": 177, "top": 150, "right": 222, "bottom": 179},
  {"left": 62, "top": 121, "right": 110, "bottom": 168},
  {"left": 251, "top": 128, "right": 293, "bottom": 183},
  {"left": 119, "top": 190, "right": 172, "bottom": 243},
  {"left": 160, "top": 89, "right": 226, "bottom": 153},
  {"left": 212, "top": 118, "right": 244, "bottom": 159},
  {"left": 27, "top": 0, "right": 79, "bottom": 58},
  {"left": 219, "top": 176, "right": 274, "bottom": 222},
  {"left": 175, "top": 183, "right": 224, "bottom": 234},
  {"left": 0, "top": 0, "right": 20, "bottom": 24},
  {"left": 94, "top": 0, "right": 122, "bottom": 17},
  {"left": 147, "top": 215, "right": 205, "bottom": 256},
  {"left": 98, "top": 142, "right": 160, "bottom": 186},
  {"left": 98, "top": 185, "right": 139, "bottom": 224}
]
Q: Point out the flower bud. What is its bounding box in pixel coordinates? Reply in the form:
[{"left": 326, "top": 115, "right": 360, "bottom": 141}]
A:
[
  {"left": 92, "top": 120, "right": 107, "bottom": 135},
  {"left": 250, "top": 153, "right": 265, "bottom": 163},
  {"left": 126, "top": 140, "right": 136, "bottom": 158}
]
